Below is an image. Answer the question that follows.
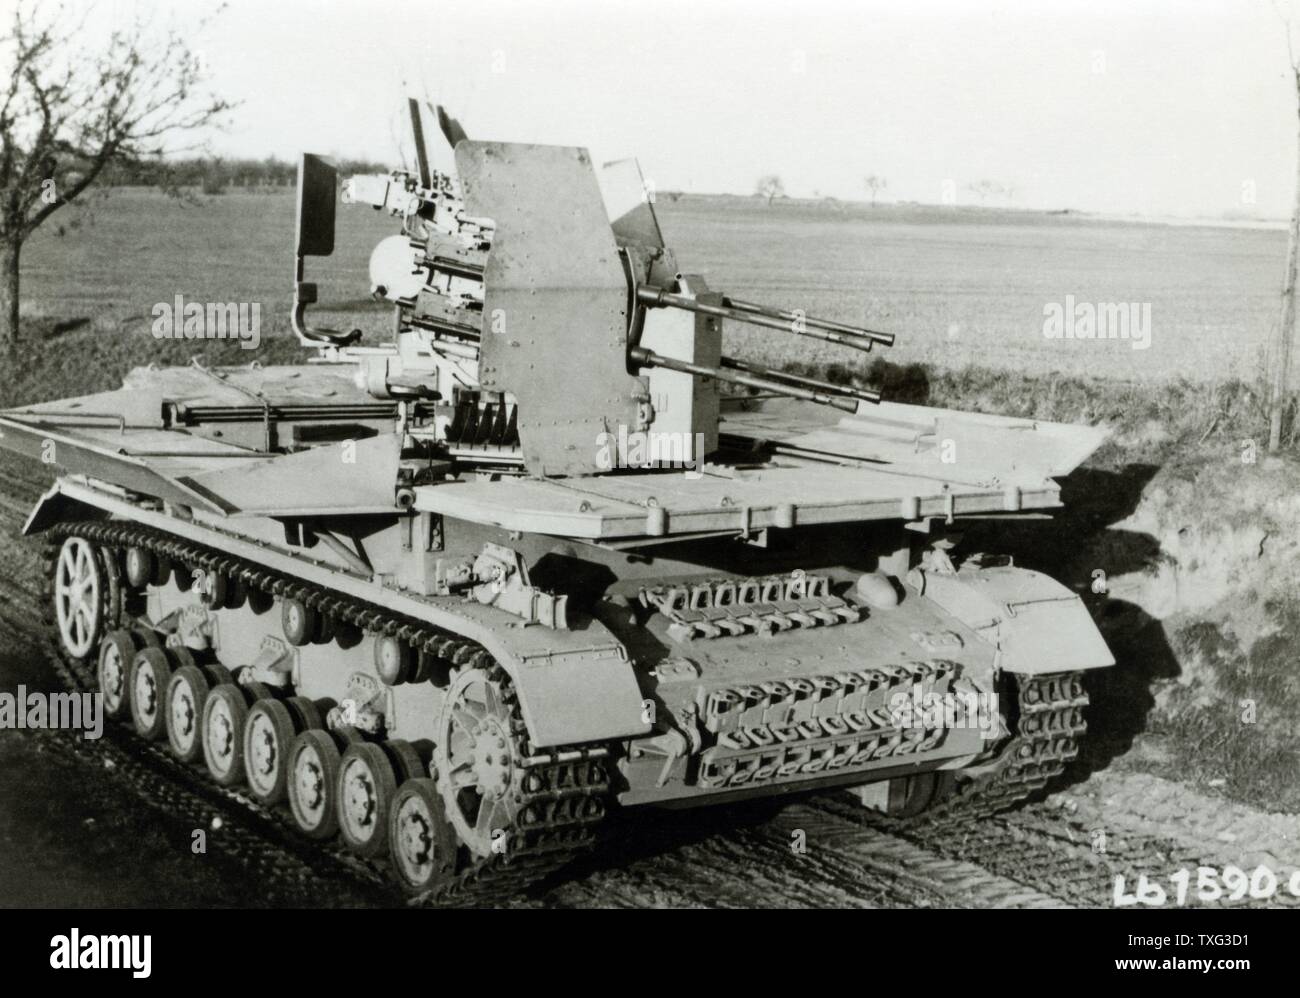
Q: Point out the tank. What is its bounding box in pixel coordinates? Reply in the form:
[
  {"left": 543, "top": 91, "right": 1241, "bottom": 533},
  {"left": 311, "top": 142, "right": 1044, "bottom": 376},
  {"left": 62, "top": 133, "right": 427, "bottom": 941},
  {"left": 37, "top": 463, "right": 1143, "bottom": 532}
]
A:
[{"left": 0, "top": 101, "right": 1114, "bottom": 904}]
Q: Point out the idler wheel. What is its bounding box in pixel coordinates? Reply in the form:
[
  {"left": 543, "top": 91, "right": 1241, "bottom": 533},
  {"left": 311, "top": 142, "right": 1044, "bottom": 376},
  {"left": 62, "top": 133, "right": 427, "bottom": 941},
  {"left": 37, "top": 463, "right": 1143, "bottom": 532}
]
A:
[
  {"left": 129, "top": 647, "right": 174, "bottom": 741},
  {"left": 52, "top": 536, "right": 106, "bottom": 662}
]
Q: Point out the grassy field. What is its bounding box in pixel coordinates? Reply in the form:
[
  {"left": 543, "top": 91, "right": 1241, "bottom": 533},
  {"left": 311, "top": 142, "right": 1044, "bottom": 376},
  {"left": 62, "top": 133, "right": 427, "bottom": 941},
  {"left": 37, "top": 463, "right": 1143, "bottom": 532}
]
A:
[
  {"left": 8, "top": 188, "right": 1288, "bottom": 402},
  {"left": 5, "top": 186, "right": 1300, "bottom": 812},
  {"left": 660, "top": 195, "right": 1285, "bottom": 385}
]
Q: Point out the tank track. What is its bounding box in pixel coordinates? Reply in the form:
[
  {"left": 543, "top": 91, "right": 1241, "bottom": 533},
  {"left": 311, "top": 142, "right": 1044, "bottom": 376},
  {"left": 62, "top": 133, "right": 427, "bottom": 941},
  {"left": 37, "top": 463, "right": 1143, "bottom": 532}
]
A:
[
  {"left": 42, "top": 518, "right": 610, "bottom": 907},
  {"left": 888, "top": 672, "right": 1088, "bottom": 827}
]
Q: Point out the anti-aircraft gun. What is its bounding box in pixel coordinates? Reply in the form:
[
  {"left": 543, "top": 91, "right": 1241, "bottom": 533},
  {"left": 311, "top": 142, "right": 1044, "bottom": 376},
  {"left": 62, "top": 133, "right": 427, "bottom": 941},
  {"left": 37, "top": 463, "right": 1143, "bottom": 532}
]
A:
[
  {"left": 0, "top": 99, "right": 1114, "bottom": 904},
  {"left": 294, "top": 101, "right": 888, "bottom": 480}
]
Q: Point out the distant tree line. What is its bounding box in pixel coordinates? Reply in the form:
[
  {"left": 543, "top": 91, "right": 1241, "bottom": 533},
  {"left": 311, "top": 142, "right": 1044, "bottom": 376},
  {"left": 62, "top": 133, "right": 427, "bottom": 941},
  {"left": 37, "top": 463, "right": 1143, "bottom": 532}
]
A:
[{"left": 97, "top": 156, "right": 393, "bottom": 194}]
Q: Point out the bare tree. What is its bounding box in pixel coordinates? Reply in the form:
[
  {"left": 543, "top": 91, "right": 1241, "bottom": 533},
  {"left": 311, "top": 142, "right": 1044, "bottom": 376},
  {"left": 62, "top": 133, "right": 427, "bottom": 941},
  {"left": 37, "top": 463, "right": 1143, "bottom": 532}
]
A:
[
  {"left": 1271, "top": 2, "right": 1300, "bottom": 451},
  {"left": 755, "top": 174, "right": 785, "bottom": 206},
  {"left": 864, "top": 174, "right": 887, "bottom": 206},
  {"left": 0, "top": 2, "right": 231, "bottom": 353}
]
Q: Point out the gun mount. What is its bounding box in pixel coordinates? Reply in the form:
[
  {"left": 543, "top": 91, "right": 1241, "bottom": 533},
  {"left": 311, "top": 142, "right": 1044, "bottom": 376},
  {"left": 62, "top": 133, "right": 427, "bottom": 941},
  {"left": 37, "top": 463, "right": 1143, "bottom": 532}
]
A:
[{"left": 294, "top": 105, "right": 895, "bottom": 476}]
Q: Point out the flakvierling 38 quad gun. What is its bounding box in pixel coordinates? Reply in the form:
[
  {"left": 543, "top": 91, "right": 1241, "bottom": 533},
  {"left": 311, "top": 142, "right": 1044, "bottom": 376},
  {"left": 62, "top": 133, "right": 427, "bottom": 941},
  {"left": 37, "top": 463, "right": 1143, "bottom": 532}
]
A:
[{"left": 0, "top": 101, "right": 1112, "bottom": 904}]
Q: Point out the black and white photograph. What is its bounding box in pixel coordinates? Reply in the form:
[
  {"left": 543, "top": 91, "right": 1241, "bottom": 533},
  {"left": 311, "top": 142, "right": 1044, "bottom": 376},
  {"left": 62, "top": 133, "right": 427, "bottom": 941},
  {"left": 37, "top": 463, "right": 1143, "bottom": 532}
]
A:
[{"left": 0, "top": 0, "right": 1292, "bottom": 965}]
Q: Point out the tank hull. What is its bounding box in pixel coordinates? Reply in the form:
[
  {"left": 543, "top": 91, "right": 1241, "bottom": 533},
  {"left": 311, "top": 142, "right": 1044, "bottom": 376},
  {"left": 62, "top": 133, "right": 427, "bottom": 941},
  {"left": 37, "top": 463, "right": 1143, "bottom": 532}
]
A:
[{"left": 29, "top": 474, "right": 1107, "bottom": 812}]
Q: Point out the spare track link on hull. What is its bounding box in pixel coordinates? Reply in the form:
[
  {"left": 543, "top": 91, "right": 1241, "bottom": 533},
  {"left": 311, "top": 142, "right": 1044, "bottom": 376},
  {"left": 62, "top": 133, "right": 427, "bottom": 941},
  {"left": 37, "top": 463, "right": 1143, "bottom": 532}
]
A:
[
  {"left": 893, "top": 672, "right": 1088, "bottom": 826},
  {"left": 42, "top": 519, "right": 610, "bottom": 907}
]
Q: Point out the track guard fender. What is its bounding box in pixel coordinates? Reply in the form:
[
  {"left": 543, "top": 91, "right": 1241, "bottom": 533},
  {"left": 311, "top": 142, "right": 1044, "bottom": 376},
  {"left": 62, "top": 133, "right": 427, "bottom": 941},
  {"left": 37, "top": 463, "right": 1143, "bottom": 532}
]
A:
[
  {"left": 493, "top": 637, "right": 651, "bottom": 749},
  {"left": 26, "top": 480, "right": 649, "bottom": 748},
  {"left": 910, "top": 564, "right": 1114, "bottom": 674},
  {"left": 22, "top": 483, "right": 105, "bottom": 537}
]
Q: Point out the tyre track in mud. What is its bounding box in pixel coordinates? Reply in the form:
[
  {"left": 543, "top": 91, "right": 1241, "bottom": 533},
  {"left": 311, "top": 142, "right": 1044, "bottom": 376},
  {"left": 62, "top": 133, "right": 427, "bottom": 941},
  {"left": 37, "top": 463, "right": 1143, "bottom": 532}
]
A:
[
  {"left": 0, "top": 452, "right": 1287, "bottom": 909},
  {"left": 811, "top": 784, "right": 1300, "bottom": 909}
]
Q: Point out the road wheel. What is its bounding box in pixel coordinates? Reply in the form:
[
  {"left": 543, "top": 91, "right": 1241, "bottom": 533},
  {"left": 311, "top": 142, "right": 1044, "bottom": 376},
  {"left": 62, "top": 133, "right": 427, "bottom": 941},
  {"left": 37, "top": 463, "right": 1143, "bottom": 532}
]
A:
[
  {"left": 204, "top": 661, "right": 235, "bottom": 687},
  {"left": 284, "top": 696, "right": 324, "bottom": 733},
  {"left": 52, "top": 536, "right": 106, "bottom": 662},
  {"left": 337, "top": 742, "right": 398, "bottom": 857},
  {"left": 97, "top": 629, "right": 139, "bottom": 721},
  {"left": 855, "top": 770, "right": 957, "bottom": 819},
  {"left": 202, "top": 683, "right": 253, "bottom": 786},
  {"left": 165, "top": 664, "right": 211, "bottom": 762},
  {"left": 243, "top": 698, "right": 300, "bottom": 804},
  {"left": 166, "top": 645, "right": 199, "bottom": 671},
  {"left": 288, "top": 728, "right": 356, "bottom": 839},
  {"left": 389, "top": 778, "right": 457, "bottom": 895},
  {"left": 888, "top": 771, "right": 955, "bottom": 817},
  {"left": 131, "top": 626, "right": 162, "bottom": 649},
  {"left": 129, "top": 647, "right": 173, "bottom": 741},
  {"left": 385, "top": 739, "right": 428, "bottom": 783}
]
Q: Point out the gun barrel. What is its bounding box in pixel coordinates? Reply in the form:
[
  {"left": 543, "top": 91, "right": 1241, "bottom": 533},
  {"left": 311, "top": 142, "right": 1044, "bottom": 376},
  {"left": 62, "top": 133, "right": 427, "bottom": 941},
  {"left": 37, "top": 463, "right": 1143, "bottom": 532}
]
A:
[
  {"left": 636, "top": 285, "right": 881, "bottom": 354},
  {"left": 634, "top": 284, "right": 878, "bottom": 353},
  {"left": 630, "top": 346, "right": 858, "bottom": 413},
  {"left": 722, "top": 296, "right": 895, "bottom": 348},
  {"left": 720, "top": 356, "right": 881, "bottom": 405}
]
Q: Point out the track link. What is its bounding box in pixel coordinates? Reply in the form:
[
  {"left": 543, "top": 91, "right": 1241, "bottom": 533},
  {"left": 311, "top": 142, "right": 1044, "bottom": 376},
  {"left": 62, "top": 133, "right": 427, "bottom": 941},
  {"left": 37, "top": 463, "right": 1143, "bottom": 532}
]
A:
[{"left": 884, "top": 672, "right": 1089, "bottom": 827}]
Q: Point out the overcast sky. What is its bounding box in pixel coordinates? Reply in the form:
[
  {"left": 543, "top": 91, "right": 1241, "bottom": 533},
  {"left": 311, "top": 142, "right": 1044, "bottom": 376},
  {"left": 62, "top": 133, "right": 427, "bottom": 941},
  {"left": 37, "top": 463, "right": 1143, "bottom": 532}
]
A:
[{"left": 43, "top": 0, "right": 1300, "bottom": 218}]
